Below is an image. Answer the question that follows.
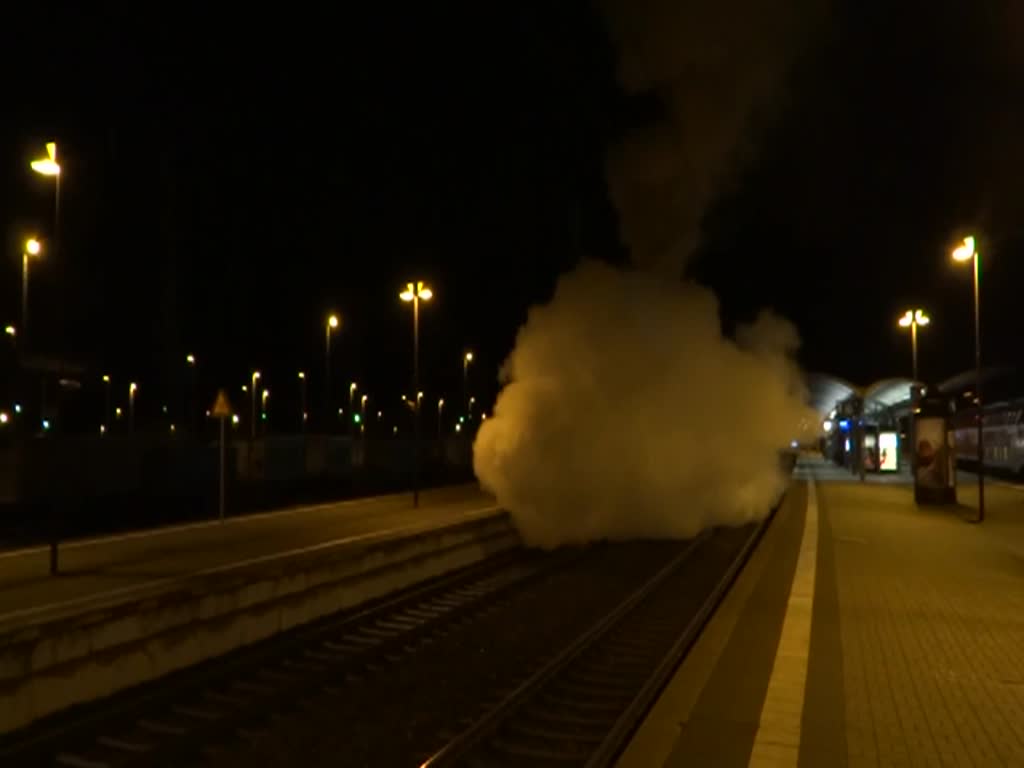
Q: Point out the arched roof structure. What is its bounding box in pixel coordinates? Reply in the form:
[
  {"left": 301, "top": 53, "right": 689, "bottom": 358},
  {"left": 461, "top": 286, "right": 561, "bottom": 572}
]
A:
[
  {"left": 807, "top": 367, "right": 1014, "bottom": 418},
  {"left": 805, "top": 373, "right": 914, "bottom": 416}
]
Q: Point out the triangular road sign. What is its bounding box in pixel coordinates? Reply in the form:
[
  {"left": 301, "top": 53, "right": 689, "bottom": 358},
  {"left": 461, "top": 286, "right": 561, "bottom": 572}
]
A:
[{"left": 211, "top": 389, "right": 233, "bottom": 419}]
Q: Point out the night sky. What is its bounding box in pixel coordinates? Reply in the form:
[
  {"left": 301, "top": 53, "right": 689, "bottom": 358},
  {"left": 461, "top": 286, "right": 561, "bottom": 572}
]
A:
[
  {"left": 693, "top": 1, "right": 1024, "bottom": 386},
  {"left": 2, "top": 2, "right": 1022, "bottom": 426}
]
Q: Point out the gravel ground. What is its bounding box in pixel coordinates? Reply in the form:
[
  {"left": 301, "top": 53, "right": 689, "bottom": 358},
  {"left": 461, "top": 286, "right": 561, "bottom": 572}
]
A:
[{"left": 200, "top": 540, "right": 689, "bottom": 768}]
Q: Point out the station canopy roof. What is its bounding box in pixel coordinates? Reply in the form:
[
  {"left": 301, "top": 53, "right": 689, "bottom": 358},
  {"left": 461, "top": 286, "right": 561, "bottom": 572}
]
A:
[
  {"left": 805, "top": 373, "right": 914, "bottom": 416},
  {"left": 807, "top": 367, "right": 1017, "bottom": 417}
]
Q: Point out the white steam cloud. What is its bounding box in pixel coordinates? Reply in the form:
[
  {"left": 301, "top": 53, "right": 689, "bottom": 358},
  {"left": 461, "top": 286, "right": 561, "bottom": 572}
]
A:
[
  {"left": 473, "top": 262, "right": 816, "bottom": 548},
  {"left": 472, "top": 2, "right": 827, "bottom": 546}
]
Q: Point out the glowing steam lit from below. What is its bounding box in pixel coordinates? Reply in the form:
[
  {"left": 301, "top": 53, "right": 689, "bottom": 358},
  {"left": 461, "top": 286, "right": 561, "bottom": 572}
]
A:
[{"left": 473, "top": 262, "right": 815, "bottom": 549}]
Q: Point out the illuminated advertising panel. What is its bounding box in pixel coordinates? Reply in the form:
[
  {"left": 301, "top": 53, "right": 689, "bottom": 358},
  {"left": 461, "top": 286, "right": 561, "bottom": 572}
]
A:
[
  {"left": 863, "top": 432, "right": 878, "bottom": 471},
  {"left": 915, "top": 417, "right": 952, "bottom": 489},
  {"left": 878, "top": 431, "right": 899, "bottom": 472}
]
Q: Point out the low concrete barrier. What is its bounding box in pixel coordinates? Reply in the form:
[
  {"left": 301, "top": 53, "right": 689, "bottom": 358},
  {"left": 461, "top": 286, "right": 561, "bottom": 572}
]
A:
[{"left": 0, "top": 510, "right": 518, "bottom": 734}]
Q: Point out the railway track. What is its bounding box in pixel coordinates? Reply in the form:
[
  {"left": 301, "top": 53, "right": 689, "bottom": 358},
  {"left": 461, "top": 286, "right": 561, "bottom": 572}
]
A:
[
  {"left": 0, "top": 548, "right": 562, "bottom": 768},
  {"left": 2, "top": 515, "right": 769, "bottom": 767},
  {"left": 421, "top": 517, "right": 768, "bottom": 768}
]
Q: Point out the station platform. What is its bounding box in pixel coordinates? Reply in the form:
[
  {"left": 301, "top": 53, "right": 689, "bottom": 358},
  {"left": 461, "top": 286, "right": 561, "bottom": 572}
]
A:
[
  {"left": 0, "top": 484, "right": 497, "bottom": 631},
  {"left": 619, "top": 454, "right": 1024, "bottom": 767}
]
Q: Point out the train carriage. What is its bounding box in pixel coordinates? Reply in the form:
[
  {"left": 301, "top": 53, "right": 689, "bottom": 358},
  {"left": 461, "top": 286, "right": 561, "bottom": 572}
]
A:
[{"left": 952, "top": 399, "right": 1024, "bottom": 475}]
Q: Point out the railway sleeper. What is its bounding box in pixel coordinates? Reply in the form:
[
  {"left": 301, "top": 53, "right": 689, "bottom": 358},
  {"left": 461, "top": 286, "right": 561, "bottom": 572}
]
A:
[
  {"left": 259, "top": 667, "right": 300, "bottom": 684},
  {"left": 373, "top": 618, "right": 422, "bottom": 631},
  {"left": 405, "top": 607, "right": 444, "bottom": 620},
  {"left": 137, "top": 719, "right": 187, "bottom": 736},
  {"left": 429, "top": 597, "right": 469, "bottom": 609},
  {"left": 599, "top": 637, "right": 664, "bottom": 655},
  {"left": 520, "top": 703, "right": 617, "bottom": 728},
  {"left": 573, "top": 655, "right": 651, "bottom": 679},
  {"left": 359, "top": 626, "right": 401, "bottom": 639},
  {"left": 550, "top": 678, "right": 633, "bottom": 699},
  {"left": 282, "top": 657, "right": 329, "bottom": 674},
  {"left": 503, "top": 718, "right": 605, "bottom": 744},
  {"left": 488, "top": 735, "right": 589, "bottom": 763},
  {"left": 564, "top": 668, "right": 644, "bottom": 688},
  {"left": 332, "top": 633, "right": 384, "bottom": 648},
  {"left": 538, "top": 692, "right": 628, "bottom": 715},
  {"left": 579, "top": 651, "right": 652, "bottom": 669},
  {"left": 56, "top": 751, "right": 112, "bottom": 768}
]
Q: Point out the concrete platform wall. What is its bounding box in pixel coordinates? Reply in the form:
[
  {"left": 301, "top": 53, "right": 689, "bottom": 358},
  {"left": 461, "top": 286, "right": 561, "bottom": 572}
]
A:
[{"left": 0, "top": 511, "right": 518, "bottom": 734}]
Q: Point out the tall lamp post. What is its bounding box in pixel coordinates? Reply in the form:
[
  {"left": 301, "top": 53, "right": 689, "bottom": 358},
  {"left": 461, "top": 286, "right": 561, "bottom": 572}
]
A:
[
  {"left": 21, "top": 238, "right": 42, "bottom": 346},
  {"left": 463, "top": 351, "right": 473, "bottom": 418},
  {"left": 952, "top": 235, "right": 984, "bottom": 522},
  {"left": 250, "top": 370, "right": 261, "bottom": 439},
  {"left": 400, "top": 281, "right": 433, "bottom": 507},
  {"left": 128, "top": 382, "right": 138, "bottom": 432},
  {"left": 30, "top": 142, "right": 60, "bottom": 355},
  {"left": 326, "top": 314, "right": 339, "bottom": 430},
  {"left": 897, "top": 309, "right": 930, "bottom": 382},
  {"left": 102, "top": 374, "right": 111, "bottom": 432},
  {"left": 185, "top": 353, "right": 197, "bottom": 432},
  {"left": 298, "top": 371, "right": 307, "bottom": 431},
  {"left": 360, "top": 394, "right": 368, "bottom": 435},
  {"left": 437, "top": 397, "right": 445, "bottom": 437},
  {"left": 32, "top": 143, "right": 61, "bottom": 577},
  {"left": 30, "top": 142, "right": 60, "bottom": 245},
  {"left": 349, "top": 382, "right": 358, "bottom": 435}
]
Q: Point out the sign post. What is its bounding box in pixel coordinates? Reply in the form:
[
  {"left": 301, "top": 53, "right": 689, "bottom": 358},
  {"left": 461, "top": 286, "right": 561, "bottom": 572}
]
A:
[{"left": 210, "top": 390, "right": 233, "bottom": 522}]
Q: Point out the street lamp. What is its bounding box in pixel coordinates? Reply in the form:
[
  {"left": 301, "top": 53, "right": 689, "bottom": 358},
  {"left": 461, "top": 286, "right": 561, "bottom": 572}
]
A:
[
  {"left": 298, "top": 371, "right": 307, "bottom": 430},
  {"left": 30, "top": 142, "right": 61, "bottom": 177},
  {"left": 469, "top": 396, "right": 476, "bottom": 419},
  {"left": 102, "top": 374, "right": 111, "bottom": 432},
  {"left": 250, "top": 370, "right": 261, "bottom": 439},
  {"left": 128, "top": 382, "right": 138, "bottom": 432},
  {"left": 400, "top": 280, "right": 433, "bottom": 507},
  {"left": 360, "top": 393, "right": 368, "bottom": 434},
  {"left": 30, "top": 143, "right": 60, "bottom": 358},
  {"left": 349, "top": 382, "right": 358, "bottom": 434},
  {"left": 897, "top": 309, "right": 930, "bottom": 382},
  {"left": 185, "top": 353, "right": 197, "bottom": 432},
  {"left": 952, "top": 234, "right": 984, "bottom": 522},
  {"left": 4, "top": 325, "right": 14, "bottom": 338},
  {"left": 463, "top": 351, "right": 473, "bottom": 417},
  {"left": 326, "top": 314, "right": 340, "bottom": 429},
  {"left": 437, "top": 397, "right": 445, "bottom": 437},
  {"left": 261, "top": 388, "right": 270, "bottom": 433},
  {"left": 30, "top": 141, "right": 60, "bottom": 248},
  {"left": 21, "top": 238, "right": 41, "bottom": 345}
]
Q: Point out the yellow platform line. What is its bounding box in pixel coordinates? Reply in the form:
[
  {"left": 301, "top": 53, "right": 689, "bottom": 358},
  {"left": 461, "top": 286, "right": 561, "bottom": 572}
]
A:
[{"left": 748, "top": 478, "right": 818, "bottom": 767}]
